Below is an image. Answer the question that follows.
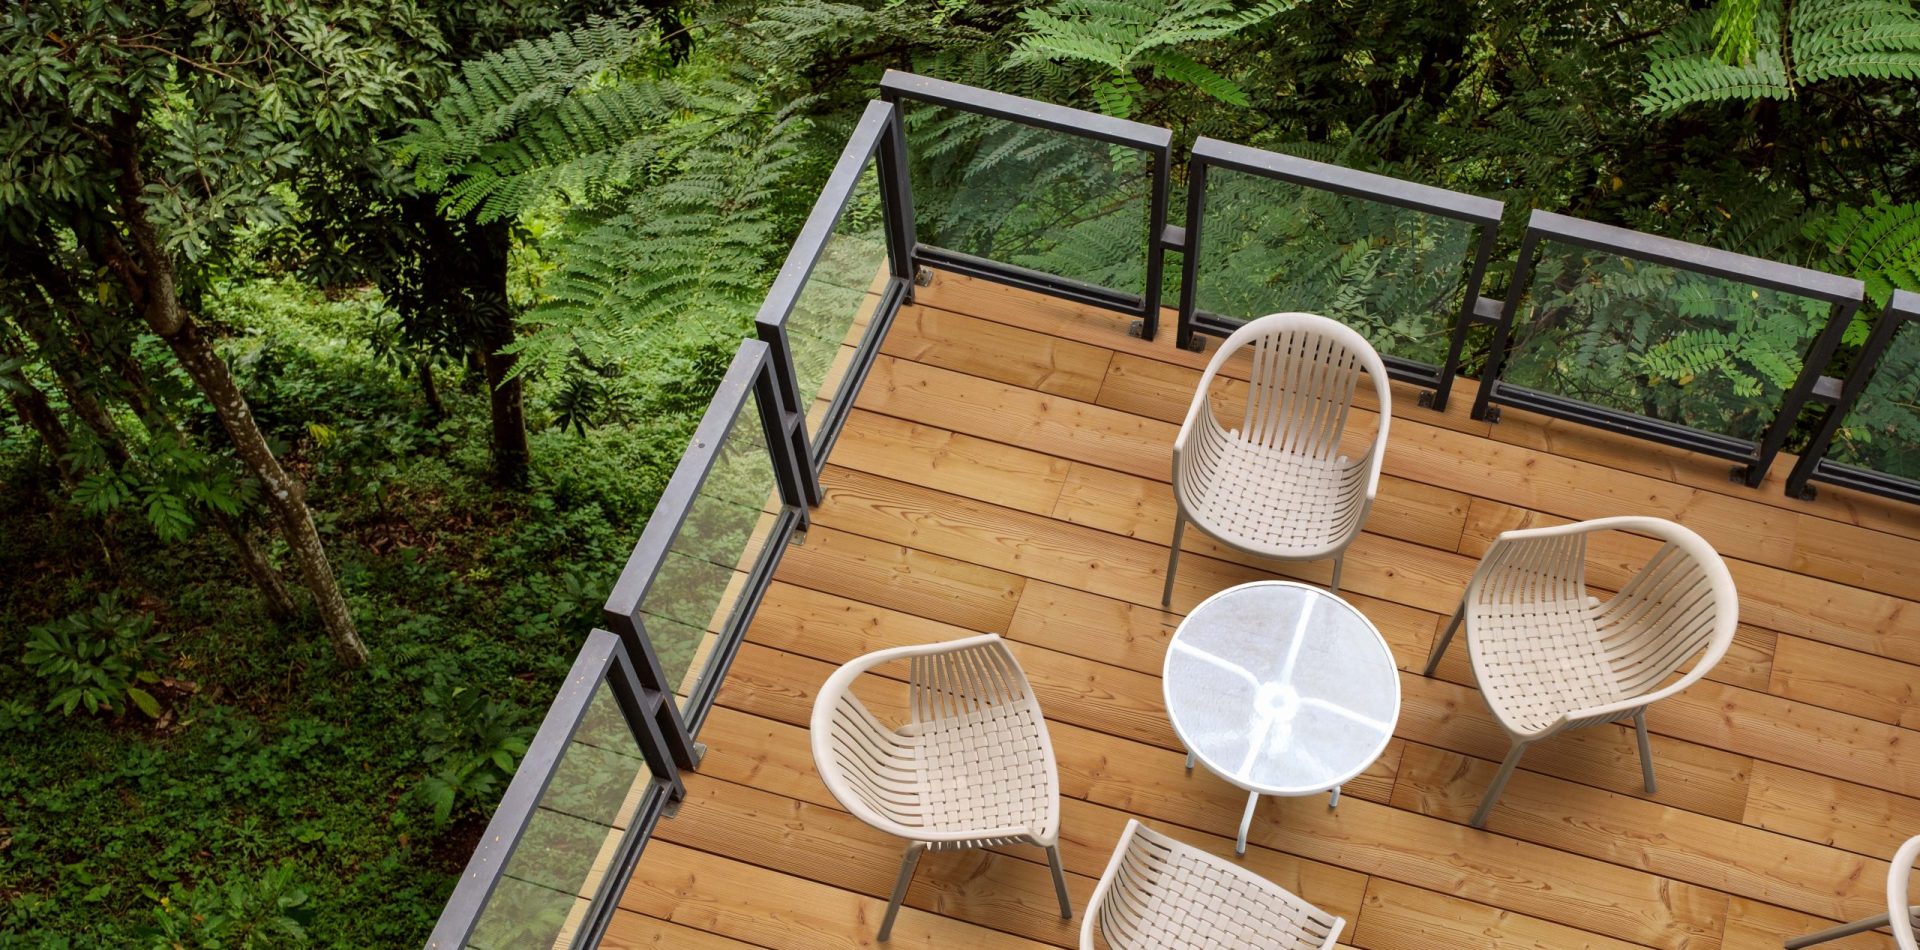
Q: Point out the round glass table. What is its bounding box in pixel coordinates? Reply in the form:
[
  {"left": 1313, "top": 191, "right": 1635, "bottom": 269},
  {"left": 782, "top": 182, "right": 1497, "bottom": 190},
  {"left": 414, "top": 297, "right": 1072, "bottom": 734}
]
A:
[{"left": 1164, "top": 580, "right": 1401, "bottom": 854}]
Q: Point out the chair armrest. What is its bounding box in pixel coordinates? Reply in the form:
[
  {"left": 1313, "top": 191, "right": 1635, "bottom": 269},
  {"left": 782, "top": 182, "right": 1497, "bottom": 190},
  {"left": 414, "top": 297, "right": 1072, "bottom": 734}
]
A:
[{"left": 1891, "top": 834, "right": 1920, "bottom": 950}]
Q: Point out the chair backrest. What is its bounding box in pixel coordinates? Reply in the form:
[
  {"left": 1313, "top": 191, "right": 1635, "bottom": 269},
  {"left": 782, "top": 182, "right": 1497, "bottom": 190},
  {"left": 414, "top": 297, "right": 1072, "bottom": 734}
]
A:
[
  {"left": 809, "top": 634, "right": 1048, "bottom": 842},
  {"left": 1894, "top": 833, "right": 1920, "bottom": 950},
  {"left": 1083, "top": 820, "right": 1343, "bottom": 950},
  {"left": 1206, "top": 312, "right": 1391, "bottom": 461}
]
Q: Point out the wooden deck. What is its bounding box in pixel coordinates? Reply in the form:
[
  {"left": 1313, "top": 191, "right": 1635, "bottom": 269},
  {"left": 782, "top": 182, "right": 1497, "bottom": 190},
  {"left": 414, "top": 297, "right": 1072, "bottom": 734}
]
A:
[{"left": 604, "top": 270, "right": 1920, "bottom": 949}]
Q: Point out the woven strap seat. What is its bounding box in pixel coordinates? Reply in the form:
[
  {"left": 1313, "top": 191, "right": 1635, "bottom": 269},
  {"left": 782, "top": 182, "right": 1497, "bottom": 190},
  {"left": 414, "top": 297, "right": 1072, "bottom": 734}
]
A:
[
  {"left": 1423, "top": 516, "right": 1738, "bottom": 828},
  {"left": 1165, "top": 313, "right": 1388, "bottom": 605},
  {"left": 1082, "top": 820, "right": 1343, "bottom": 950},
  {"left": 812, "top": 634, "right": 1069, "bottom": 940}
]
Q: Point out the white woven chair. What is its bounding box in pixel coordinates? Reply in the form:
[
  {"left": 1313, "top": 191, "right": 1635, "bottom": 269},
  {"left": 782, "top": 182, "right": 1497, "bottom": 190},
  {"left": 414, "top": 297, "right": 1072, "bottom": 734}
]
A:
[
  {"left": 1081, "top": 819, "right": 1344, "bottom": 949},
  {"left": 1421, "top": 516, "right": 1738, "bottom": 828},
  {"left": 810, "top": 633, "right": 1070, "bottom": 941},
  {"left": 1164, "top": 312, "right": 1390, "bottom": 605},
  {"left": 1784, "top": 833, "right": 1920, "bottom": 949}
]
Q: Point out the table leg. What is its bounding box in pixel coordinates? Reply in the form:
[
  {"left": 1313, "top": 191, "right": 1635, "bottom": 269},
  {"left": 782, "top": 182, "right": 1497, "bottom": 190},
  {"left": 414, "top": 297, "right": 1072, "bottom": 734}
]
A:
[
  {"left": 1185, "top": 749, "right": 1195, "bottom": 771},
  {"left": 1329, "top": 785, "right": 1340, "bottom": 808},
  {"left": 1236, "top": 791, "right": 1260, "bottom": 855}
]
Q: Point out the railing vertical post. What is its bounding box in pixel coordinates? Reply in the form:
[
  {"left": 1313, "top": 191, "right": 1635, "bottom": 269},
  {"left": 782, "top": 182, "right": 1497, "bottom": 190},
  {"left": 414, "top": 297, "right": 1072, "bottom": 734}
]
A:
[
  {"left": 1175, "top": 157, "right": 1209, "bottom": 351},
  {"left": 752, "top": 320, "right": 822, "bottom": 509},
  {"left": 603, "top": 612, "right": 699, "bottom": 771},
  {"left": 1744, "top": 295, "right": 1861, "bottom": 486},
  {"left": 877, "top": 97, "right": 918, "bottom": 296},
  {"left": 1141, "top": 142, "right": 1171, "bottom": 340},
  {"left": 1430, "top": 225, "right": 1499, "bottom": 412},
  {"left": 1785, "top": 303, "right": 1897, "bottom": 497},
  {"left": 1471, "top": 229, "right": 1542, "bottom": 422},
  {"left": 751, "top": 350, "right": 816, "bottom": 516}
]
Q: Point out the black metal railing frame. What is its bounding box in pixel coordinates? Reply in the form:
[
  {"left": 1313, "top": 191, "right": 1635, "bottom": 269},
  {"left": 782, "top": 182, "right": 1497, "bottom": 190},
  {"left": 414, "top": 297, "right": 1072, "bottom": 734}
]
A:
[
  {"left": 424, "top": 629, "right": 682, "bottom": 950},
  {"left": 1174, "top": 136, "right": 1505, "bottom": 411},
  {"left": 1786, "top": 288, "right": 1920, "bottom": 502},
  {"left": 879, "top": 70, "right": 1174, "bottom": 340},
  {"left": 1470, "top": 210, "right": 1866, "bottom": 487},
  {"left": 753, "top": 98, "right": 917, "bottom": 490},
  {"left": 426, "top": 339, "right": 809, "bottom": 948},
  {"left": 433, "top": 72, "right": 1920, "bottom": 950}
]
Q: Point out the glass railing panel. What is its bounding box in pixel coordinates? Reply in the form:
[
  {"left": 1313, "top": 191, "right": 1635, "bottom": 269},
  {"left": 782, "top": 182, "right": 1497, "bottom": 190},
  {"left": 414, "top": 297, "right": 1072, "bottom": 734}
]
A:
[
  {"left": 1193, "top": 167, "right": 1479, "bottom": 368},
  {"left": 784, "top": 161, "right": 891, "bottom": 439},
  {"left": 1499, "top": 242, "right": 1832, "bottom": 443},
  {"left": 464, "top": 678, "right": 649, "bottom": 950},
  {"left": 635, "top": 389, "right": 781, "bottom": 706},
  {"left": 901, "top": 102, "right": 1152, "bottom": 297},
  {"left": 1828, "top": 318, "right": 1920, "bottom": 480}
]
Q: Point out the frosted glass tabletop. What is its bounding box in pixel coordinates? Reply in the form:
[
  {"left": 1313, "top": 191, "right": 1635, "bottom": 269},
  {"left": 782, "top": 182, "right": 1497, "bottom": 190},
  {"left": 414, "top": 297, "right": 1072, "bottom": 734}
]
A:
[{"left": 1164, "top": 581, "right": 1400, "bottom": 796}]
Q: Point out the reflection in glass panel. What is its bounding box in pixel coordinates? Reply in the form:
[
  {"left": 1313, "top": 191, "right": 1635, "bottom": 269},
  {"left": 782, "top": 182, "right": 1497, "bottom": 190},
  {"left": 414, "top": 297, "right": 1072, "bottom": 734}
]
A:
[
  {"left": 1194, "top": 168, "right": 1478, "bottom": 367},
  {"left": 1500, "top": 243, "right": 1828, "bottom": 442},
  {"left": 1830, "top": 320, "right": 1920, "bottom": 480},
  {"left": 639, "top": 392, "right": 779, "bottom": 702},
  {"left": 786, "top": 162, "right": 890, "bottom": 438},
  {"left": 466, "top": 681, "right": 644, "bottom": 950},
  {"left": 903, "top": 102, "right": 1151, "bottom": 296}
]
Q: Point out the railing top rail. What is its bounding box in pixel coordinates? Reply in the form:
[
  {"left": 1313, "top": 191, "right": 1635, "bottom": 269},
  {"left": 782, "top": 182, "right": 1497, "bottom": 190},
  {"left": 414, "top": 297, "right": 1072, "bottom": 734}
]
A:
[
  {"left": 1522, "top": 209, "right": 1865, "bottom": 304},
  {"left": 1191, "top": 136, "right": 1503, "bottom": 225},
  {"left": 754, "top": 99, "right": 893, "bottom": 334},
  {"left": 602, "top": 339, "right": 772, "bottom": 630},
  {"left": 880, "top": 69, "right": 1173, "bottom": 152},
  {"left": 1891, "top": 287, "right": 1920, "bottom": 319},
  {"left": 426, "top": 629, "right": 641, "bottom": 949}
]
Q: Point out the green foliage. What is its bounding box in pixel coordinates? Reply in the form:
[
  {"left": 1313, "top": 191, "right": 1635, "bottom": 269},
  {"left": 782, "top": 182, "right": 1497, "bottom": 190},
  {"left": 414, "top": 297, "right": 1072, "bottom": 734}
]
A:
[
  {"left": 1013, "top": 0, "right": 1291, "bottom": 115},
  {"left": 411, "top": 678, "right": 534, "bottom": 827},
  {"left": 1639, "top": 0, "right": 1920, "bottom": 113},
  {"left": 1806, "top": 196, "right": 1920, "bottom": 310},
  {"left": 1503, "top": 249, "right": 1830, "bottom": 439},
  {"left": 139, "top": 862, "right": 314, "bottom": 949},
  {"left": 21, "top": 594, "right": 169, "bottom": 718},
  {"left": 401, "top": 15, "right": 682, "bottom": 224}
]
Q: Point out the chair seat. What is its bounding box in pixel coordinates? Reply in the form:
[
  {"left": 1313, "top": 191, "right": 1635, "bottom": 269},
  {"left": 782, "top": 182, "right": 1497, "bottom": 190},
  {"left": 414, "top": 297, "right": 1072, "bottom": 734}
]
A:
[
  {"left": 902, "top": 701, "right": 1055, "bottom": 847},
  {"left": 1469, "top": 596, "right": 1623, "bottom": 735},
  {"left": 1182, "top": 431, "right": 1359, "bottom": 558}
]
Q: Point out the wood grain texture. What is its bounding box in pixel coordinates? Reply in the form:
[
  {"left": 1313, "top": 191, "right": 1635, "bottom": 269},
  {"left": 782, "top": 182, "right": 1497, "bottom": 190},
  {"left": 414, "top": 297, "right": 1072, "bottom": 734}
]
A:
[{"left": 615, "top": 271, "right": 1920, "bottom": 950}]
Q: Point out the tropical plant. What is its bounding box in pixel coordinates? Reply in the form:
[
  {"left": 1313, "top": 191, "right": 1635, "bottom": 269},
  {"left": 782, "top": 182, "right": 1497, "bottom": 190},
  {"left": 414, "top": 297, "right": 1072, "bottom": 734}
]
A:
[
  {"left": 1012, "top": 0, "right": 1293, "bottom": 116},
  {"left": 22, "top": 595, "right": 170, "bottom": 718},
  {"left": 1638, "top": 0, "right": 1920, "bottom": 113}
]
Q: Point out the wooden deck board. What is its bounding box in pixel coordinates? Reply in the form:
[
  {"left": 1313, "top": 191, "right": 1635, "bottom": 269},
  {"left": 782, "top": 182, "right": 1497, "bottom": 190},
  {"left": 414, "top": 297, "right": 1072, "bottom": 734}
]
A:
[{"left": 623, "top": 272, "right": 1920, "bottom": 949}]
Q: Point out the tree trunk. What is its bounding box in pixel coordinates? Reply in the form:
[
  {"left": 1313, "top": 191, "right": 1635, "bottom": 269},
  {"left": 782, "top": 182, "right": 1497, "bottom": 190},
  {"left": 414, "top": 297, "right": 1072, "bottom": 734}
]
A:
[
  {"left": 0, "top": 340, "right": 75, "bottom": 487},
  {"left": 470, "top": 219, "right": 529, "bottom": 489},
  {"left": 18, "top": 237, "right": 302, "bottom": 621},
  {"left": 417, "top": 358, "right": 446, "bottom": 423},
  {"left": 107, "top": 113, "right": 367, "bottom": 666}
]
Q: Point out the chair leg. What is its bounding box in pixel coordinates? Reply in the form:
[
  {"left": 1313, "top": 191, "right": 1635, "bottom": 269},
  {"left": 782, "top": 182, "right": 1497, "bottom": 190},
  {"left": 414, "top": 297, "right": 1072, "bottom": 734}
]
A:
[
  {"left": 1634, "top": 708, "right": 1657, "bottom": 794},
  {"left": 1329, "top": 553, "right": 1344, "bottom": 594},
  {"left": 1784, "top": 911, "right": 1893, "bottom": 948},
  {"left": 1424, "top": 602, "right": 1464, "bottom": 677},
  {"left": 1471, "top": 742, "right": 1527, "bottom": 829},
  {"left": 1162, "top": 513, "right": 1186, "bottom": 607},
  {"left": 877, "top": 843, "right": 924, "bottom": 942},
  {"left": 1045, "top": 845, "right": 1072, "bottom": 919}
]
